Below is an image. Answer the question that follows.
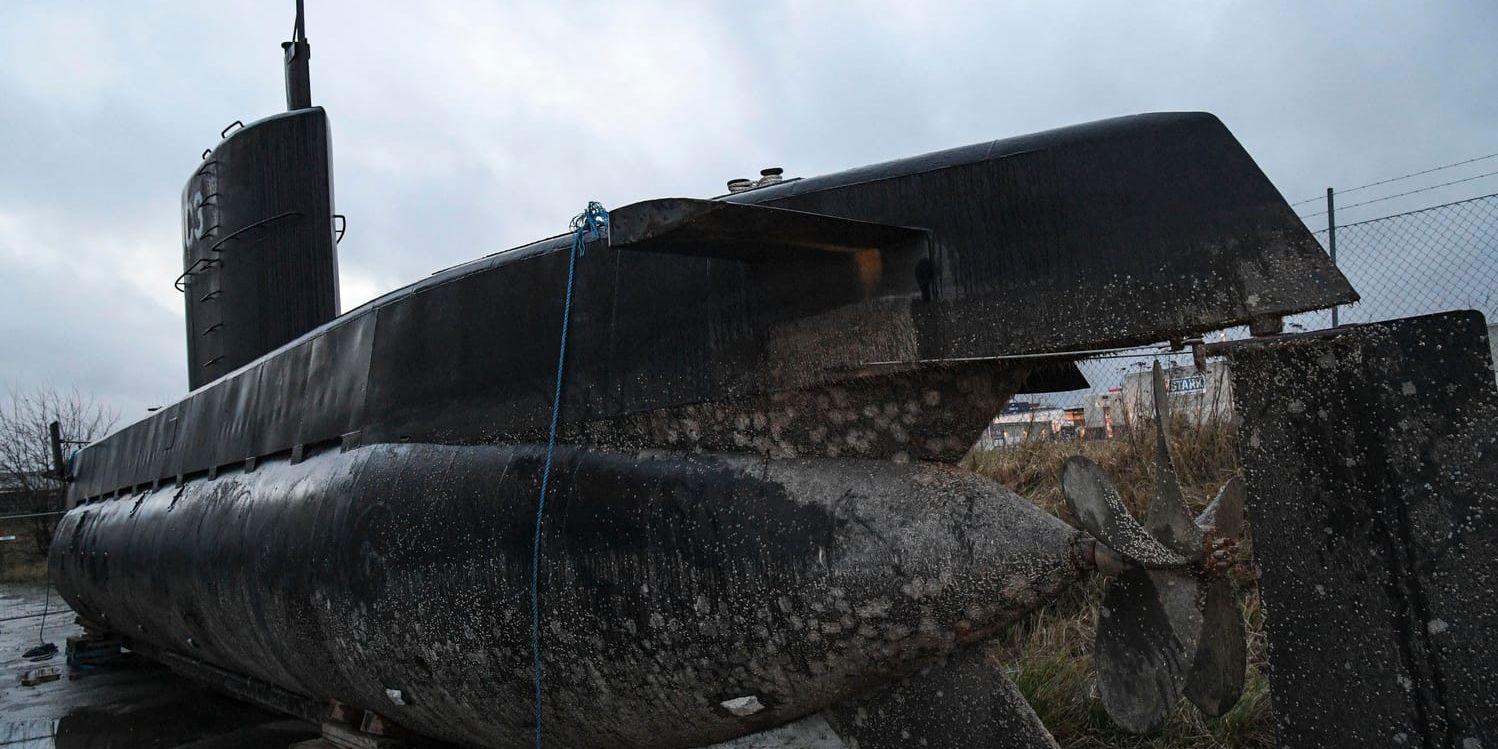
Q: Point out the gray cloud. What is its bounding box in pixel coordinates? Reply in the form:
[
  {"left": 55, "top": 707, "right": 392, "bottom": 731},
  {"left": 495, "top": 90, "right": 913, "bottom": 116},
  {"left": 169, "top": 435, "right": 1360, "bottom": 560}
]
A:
[{"left": 1, "top": 0, "right": 1495, "bottom": 419}]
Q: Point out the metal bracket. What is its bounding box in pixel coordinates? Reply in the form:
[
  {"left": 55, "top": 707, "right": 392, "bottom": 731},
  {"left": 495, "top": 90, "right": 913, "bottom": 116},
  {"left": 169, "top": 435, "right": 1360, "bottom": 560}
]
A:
[
  {"left": 207, "top": 211, "right": 303, "bottom": 253},
  {"left": 1248, "top": 314, "right": 1285, "bottom": 337},
  {"left": 175, "top": 212, "right": 303, "bottom": 293},
  {"left": 173, "top": 257, "right": 221, "bottom": 292}
]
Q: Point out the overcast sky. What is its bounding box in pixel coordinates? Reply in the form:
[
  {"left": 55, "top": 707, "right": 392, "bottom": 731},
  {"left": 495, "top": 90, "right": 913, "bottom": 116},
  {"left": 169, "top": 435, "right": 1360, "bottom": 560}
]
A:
[{"left": 2, "top": 1, "right": 1495, "bottom": 419}]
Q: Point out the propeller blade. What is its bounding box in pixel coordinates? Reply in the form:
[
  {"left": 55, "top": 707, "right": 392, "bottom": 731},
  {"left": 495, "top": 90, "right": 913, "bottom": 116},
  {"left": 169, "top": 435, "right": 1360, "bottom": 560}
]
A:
[
  {"left": 1083, "top": 373, "right": 1249, "bottom": 731},
  {"left": 1184, "top": 576, "right": 1247, "bottom": 716},
  {"left": 1195, "top": 475, "right": 1246, "bottom": 538},
  {"left": 1096, "top": 567, "right": 1196, "bottom": 734},
  {"left": 1145, "top": 362, "right": 1203, "bottom": 559},
  {"left": 1061, "top": 456, "right": 1186, "bottom": 568}
]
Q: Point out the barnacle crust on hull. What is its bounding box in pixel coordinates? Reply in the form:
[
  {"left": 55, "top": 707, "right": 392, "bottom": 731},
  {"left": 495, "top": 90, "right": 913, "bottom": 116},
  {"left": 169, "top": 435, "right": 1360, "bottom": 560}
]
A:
[{"left": 54, "top": 443, "right": 1086, "bottom": 748}]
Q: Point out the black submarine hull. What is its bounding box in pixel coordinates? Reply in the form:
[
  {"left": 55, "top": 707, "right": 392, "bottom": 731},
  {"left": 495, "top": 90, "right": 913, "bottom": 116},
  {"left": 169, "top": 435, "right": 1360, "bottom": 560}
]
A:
[
  {"left": 55, "top": 111, "right": 1356, "bottom": 745},
  {"left": 52, "top": 442, "right": 1084, "bottom": 748},
  {"left": 66, "top": 112, "right": 1355, "bottom": 506}
]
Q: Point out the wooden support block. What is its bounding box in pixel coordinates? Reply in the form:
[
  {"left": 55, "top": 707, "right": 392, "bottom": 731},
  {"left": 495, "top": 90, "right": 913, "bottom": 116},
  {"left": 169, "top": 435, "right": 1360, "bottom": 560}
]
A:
[
  {"left": 326, "top": 700, "right": 358, "bottom": 724},
  {"left": 359, "top": 711, "right": 402, "bottom": 736},
  {"left": 319, "top": 722, "right": 407, "bottom": 749},
  {"left": 19, "top": 666, "right": 62, "bottom": 686}
]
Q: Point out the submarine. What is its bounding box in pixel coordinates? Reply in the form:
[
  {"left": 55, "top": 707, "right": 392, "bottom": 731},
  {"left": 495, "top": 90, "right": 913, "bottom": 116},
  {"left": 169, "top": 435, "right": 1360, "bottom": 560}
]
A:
[{"left": 49, "top": 5, "right": 1357, "bottom": 748}]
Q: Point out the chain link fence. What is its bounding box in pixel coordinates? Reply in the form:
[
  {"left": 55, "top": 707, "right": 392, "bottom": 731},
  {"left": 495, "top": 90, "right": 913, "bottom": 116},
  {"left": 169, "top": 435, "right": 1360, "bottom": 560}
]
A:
[
  {"left": 1303, "top": 192, "right": 1498, "bottom": 328},
  {"left": 975, "top": 192, "right": 1498, "bottom": 450}
]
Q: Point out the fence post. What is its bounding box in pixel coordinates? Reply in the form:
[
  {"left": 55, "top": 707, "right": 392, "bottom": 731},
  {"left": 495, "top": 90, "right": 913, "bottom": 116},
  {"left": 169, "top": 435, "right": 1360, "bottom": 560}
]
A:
[{"left": 1326, "top": 187, "right": 1339, "bottom": 327}]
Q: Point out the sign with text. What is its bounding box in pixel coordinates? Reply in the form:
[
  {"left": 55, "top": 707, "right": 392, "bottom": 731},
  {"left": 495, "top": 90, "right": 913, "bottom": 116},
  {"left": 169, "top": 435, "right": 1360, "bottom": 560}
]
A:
[{"left": 1168, "top": 375, "right": 1206, "bottom": 393}]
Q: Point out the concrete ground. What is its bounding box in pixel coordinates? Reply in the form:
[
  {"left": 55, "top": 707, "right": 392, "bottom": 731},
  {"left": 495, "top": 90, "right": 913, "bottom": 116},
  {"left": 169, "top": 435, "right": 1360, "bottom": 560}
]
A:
[
  {"left": 1, "top": 582, "right": 319, "bottom": 748},
  {"left": 1, "top": 582, "right": 849, "bottom": 749}
]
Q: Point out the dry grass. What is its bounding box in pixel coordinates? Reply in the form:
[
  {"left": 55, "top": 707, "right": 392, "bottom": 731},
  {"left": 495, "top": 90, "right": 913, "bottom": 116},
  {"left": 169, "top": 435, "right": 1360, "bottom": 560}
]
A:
[
  {"left": 0, "top": 555, "right": 48, "bottom": 584},
  {"left": 0, "top": 519, "right": 51, "bottom": 584},
  {"left": 964, "top": 418, "right": 1274, "bottom": 749},
  {"left": 965, "top": 416, "right": 1241, "bottom": 519}
]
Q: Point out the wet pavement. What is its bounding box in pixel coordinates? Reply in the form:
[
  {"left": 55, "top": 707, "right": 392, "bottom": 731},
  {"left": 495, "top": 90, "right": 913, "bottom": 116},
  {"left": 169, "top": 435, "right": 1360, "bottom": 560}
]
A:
[
  {"left": 2, "top": 583, "right": 848, "bottom": 748},
  {"left": 1, "top": 583, "right": 319, "bottom": 748}
]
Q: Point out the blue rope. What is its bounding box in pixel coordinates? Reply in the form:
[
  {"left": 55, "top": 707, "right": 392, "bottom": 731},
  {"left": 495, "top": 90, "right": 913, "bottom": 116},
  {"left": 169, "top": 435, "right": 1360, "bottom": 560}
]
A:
[{"left": 532, "top": 201, "right": 608, "bottom": 748}]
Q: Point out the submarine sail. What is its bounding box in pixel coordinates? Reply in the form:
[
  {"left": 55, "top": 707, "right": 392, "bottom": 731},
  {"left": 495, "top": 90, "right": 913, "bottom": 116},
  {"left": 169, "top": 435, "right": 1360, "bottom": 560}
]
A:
[{"left": 179, "top": 0, "right": 338, "bottom": 390}]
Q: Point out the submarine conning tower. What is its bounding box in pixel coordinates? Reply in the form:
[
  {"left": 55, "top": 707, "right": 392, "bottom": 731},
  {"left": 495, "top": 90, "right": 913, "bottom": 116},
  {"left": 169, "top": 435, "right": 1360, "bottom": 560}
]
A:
[{"left": 178, "top": 1, "right": 339, "bottom": 390}]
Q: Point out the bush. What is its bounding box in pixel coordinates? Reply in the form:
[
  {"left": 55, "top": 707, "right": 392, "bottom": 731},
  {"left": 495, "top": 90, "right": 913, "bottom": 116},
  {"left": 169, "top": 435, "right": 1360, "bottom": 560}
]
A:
[{"left": 0, "top": 518, "right": 50, "bottom": 584}]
